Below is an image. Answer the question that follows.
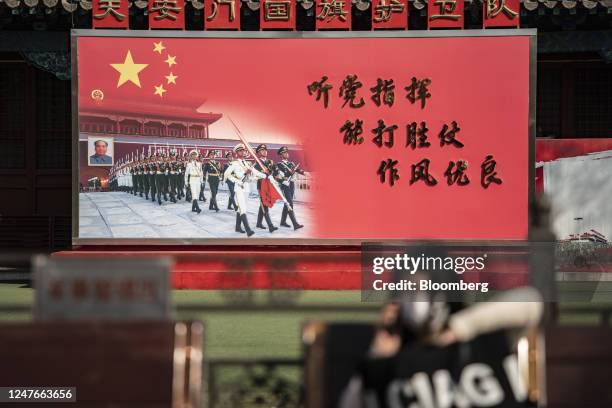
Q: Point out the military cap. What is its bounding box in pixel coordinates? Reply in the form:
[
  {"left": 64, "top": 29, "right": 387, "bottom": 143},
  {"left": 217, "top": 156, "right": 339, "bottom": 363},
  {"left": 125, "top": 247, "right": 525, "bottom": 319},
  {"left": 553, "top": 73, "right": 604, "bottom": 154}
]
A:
[
  {"left": 277, "top": 146, "right": 289, "bottom": 155},
  {"left": 256, "top": 144, "right": 267, "bottom": 153}
]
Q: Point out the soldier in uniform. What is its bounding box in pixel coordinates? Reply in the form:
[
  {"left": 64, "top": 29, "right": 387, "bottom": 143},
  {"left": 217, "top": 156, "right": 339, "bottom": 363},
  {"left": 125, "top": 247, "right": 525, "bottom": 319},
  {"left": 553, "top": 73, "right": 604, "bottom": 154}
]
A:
[
  {"left": 167, "top": 154, "right": 177, "bottom": 203},
  {"left": 185, "top": 150, "right": 203, "bottom": 214},
  {"left": 223, "top": 151, "right": 237, "bottom": 210},
  {"left": 198, "top": 151, "right": 207, "bottom": 204},
  {"left": 204, "top": 150, "right": 221, "bottom": 212},
  {"left": 276, "top": 146, "right": 304, "bottom": 230},
  {"left": 176, "top": 156, "right": 185, "bottom": 200},
  {"left": 142, "top": 157, "right": 150, "bottom": 200},
  {"left": 154, "top": 153, "right": 168, "bottom": 205},
  {"left": 224, "top": 143, "right": 269, "bottom": 237},
  {"left": 136, "top": 160, "right": 144, "bottom": 197},
  {"left": 148, "top": 155, "right": 157, "bottom": 203},
  {"left": 130, "top": 165, "right": 137, "bottom": 195},
  {"left": 254, "top": 144, "right": 278, "bottom": 233}
]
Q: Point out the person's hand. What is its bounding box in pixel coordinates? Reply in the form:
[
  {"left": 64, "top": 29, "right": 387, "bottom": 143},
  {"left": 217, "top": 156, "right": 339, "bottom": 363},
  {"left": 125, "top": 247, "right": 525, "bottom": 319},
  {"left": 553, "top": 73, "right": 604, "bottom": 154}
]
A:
[
  {"left": 245, "top": 168, "right": 252, "bottom": 175},
  {"left": 370, "top": 329, "right": 401, "bottom": 358},
  {"left": 282, "top": 180, "right": 290, "bottom": 186},
  {"left": 434, "top": 329, "right": 458, "bottom": 347}
]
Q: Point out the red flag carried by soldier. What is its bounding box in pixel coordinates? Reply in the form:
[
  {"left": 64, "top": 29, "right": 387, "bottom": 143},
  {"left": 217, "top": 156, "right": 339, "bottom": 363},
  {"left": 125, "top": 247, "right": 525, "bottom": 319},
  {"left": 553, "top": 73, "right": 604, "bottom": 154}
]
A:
[{"left": 259, "top": 179, "right": 282, "bottom": 208}]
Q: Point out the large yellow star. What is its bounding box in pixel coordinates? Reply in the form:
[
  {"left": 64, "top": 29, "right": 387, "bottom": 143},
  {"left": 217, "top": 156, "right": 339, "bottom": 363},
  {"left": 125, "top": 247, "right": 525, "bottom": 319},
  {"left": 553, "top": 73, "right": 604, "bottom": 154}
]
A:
[
  {"left": 165, "top": 55, "right": 177, "bottom": 67},
  {"left": 165, "top": 72, "right": 178, "bottom": 85},
  {"left": 153, "top": 41, "right": 166, "bottom": 54},
  {"left": 110, "top": 51, "right": 148, "bottom": 88},
  {"left": 154, "top": 84, "right": 167, "bottom": 97}
]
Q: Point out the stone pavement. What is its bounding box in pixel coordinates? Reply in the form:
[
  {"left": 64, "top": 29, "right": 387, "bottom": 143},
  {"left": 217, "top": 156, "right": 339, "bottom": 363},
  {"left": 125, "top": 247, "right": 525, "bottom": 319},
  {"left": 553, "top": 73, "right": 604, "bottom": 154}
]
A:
[{"left": 78, "top": 190, "right": 314, "bottom": 239}]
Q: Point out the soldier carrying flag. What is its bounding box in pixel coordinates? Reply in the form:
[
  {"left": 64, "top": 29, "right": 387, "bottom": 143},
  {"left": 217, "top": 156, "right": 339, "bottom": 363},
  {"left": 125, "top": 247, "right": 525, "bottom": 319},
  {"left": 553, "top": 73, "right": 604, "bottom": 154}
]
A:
[
  {"left": 224, "top": 143, "right": 269, "bottom": 237},
  {"left": 254, "top": 144, "right": 279, "bottom": 233}
]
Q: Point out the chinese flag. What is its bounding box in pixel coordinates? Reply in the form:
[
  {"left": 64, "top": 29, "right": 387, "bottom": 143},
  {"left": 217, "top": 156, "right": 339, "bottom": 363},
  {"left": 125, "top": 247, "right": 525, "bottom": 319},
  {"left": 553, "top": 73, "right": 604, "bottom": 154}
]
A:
[
  {"left": 483, "top": 0, "right": 520, "bottom": 27},
  {"left": 260, "top": 179, "right": 283, "bottom": 208},
  {"left": 92, "top": 0, "right": 129, "bottom": 29},
  {"left": 148, "top": 0, "right": 186, "bottom": 30}
]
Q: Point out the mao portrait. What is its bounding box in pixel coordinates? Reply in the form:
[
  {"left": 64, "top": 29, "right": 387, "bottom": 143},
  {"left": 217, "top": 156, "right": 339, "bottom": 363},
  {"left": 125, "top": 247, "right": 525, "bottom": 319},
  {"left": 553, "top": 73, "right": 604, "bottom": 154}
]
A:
[{"left": 88, "top": 137, "right": 114, "bottom": 166}]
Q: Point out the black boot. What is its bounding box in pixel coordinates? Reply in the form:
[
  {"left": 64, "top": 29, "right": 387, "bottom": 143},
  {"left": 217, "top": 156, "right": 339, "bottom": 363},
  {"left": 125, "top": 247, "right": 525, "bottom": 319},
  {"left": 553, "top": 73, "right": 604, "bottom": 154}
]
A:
[
  {"left": 193, "top": 200, "right": 201, "bottom": 214},
  {"left": 289, "top": 210, "right": 303, "bottom": 230},
  {"left": 241, "top": 214, "right": 255, "bottom": 237},
  {"left": 265, "top": 210, "right": 278, "bottom": 233},
  {"left": 163, "top": 193, "right": 168, "bottom": 201},
  {"left": 235, "top": 213, "right": 245, "bottom": 233},
  {"left": 280, "top": 206, "right": 291, "bottom": 227},
  {"left": 145, "top": 193, "right": 149, "bottom": 200},
  {"left": 191, "top": 200, "right": 196, "bottom": 212},
  {"left": 256, "top": 207, "right": 266, "bottom": 229},
  {"left": 158, "top": 194, "right": 162, "bottom": 205}
]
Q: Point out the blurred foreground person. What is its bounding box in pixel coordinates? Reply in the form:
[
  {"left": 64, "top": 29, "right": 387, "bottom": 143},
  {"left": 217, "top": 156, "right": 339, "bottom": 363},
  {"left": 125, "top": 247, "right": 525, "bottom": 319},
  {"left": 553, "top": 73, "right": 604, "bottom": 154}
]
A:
[{"left": 339, "top": 285, "right": 543, "bottom": 408}]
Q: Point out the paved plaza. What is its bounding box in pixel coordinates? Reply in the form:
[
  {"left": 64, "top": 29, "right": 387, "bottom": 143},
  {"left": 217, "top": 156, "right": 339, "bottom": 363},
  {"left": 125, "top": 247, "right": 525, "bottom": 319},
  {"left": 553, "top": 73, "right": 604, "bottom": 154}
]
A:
[{"left": 78, "top": 189, "right": 314, "bottom": 239}]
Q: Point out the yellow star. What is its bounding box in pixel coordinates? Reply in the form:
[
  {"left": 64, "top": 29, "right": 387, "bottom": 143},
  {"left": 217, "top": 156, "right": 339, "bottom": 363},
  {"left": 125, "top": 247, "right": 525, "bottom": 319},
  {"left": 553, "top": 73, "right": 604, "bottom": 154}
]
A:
[
  {"left": 154, "top": 84, "right": 167, "bottom": 97},
  {"left": 110, "top": 50, "right": 148, "bottom": 88},
  {"left": 165, "top": 55, "right": 177, "bottom": 67},
  {"left": 153, "top": 41, "right": 166, "bottom": 54},
  {"left": 165, "top": 72, "right": 178, "bottom": 85}
]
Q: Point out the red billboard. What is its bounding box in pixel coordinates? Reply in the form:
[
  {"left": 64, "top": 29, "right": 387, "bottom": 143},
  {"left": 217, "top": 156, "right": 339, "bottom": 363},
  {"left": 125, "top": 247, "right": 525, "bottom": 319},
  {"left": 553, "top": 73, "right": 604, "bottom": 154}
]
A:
[{"left": 73, "top": 31, "right": 535, "bottom": 244}]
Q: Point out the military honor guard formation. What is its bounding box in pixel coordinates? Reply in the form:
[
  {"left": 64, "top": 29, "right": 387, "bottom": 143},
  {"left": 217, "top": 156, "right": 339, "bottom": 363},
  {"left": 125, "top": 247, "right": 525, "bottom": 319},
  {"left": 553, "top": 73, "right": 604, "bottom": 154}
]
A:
[{"left": 108, "top": 143, "right": 306, "bottom": 237}]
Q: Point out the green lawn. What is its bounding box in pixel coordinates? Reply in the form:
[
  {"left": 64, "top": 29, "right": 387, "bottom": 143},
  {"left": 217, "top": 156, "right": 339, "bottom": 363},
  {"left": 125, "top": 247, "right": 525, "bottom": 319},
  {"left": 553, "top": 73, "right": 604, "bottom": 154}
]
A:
[
  {"left": 0, "top": 284, "right": 378, "bottom": 358},
  {"left": 1, "top": 283, "right": 610, "bottom": 359}
]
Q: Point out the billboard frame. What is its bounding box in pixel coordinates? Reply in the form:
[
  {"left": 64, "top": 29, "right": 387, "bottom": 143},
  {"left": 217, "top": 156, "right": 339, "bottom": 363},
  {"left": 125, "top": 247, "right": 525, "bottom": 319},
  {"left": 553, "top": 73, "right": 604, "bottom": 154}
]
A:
[{"left": 71, "top": 29, "right": 537, "bottom": 246}]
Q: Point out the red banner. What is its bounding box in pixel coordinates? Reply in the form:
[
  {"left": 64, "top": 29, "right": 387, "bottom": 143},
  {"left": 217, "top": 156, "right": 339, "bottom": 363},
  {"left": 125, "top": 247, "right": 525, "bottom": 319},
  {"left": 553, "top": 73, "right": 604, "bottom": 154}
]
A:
[
  {"left": 206, "top": 0, "right": 241, "bottom": 30},
  {"left": 315, "top": 0, "right": 351, "bottom": 30},
  {"left": 427, "top": 0, "right": 464, "bottom": 29},
  {"left": 260, "top": 0, "right": 296, "bottom": 30},
  {"left": 75, "top": 33, "right": 533, "bottom": 243},
  {"left": 483, "top": 0, "right": 520, "bottom": 28},
  {"left": 371, "top": 0, "right": 408, "bottom": 30},
  {"left": 148, "top": 0, "right": 185, "bottom": 29},
  {"left": 92, "top": 0, "right": 129, "bottom": 29}
]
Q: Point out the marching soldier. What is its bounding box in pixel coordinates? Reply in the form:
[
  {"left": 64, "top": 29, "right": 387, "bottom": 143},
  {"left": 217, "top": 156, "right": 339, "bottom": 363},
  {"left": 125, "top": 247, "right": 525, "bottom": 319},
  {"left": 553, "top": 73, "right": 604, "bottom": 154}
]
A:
[
  {"left": 198, "top": 151, "right": 207, "bottom": 204},
  {"left": 185, "top": 150, "right": 203, "bottom": 214},
  {"left": 167, "top": 154, "right": 177, "bottom": 203},
  {"left": 142, "top": 157, "right": 150, "bottom": 200},
  {"left": 154, "top": 154, "right": 168, "bottom": 205},
  {"left": 224, "top": 144, "right": 269, "bottom": 237},
  {"left": 204, "top": 150, "right": 221, "bottom": 212},
  {"left": 130, "top": 165, "right": 137, "bottom": 196},
  {"left": 137, "top": 160, "right": 144, "bottom": 197},
  {"left": 176, "top": 156, "right": 185, "bottom": 200},
  {"left": 276, "top": 146, "right": 304, "bottom": 230},
  {"left": 254, "top": 144, "right": 278, "bottom": 233},
  {"left": 148, "top": 155, "right": 157, "bottom": 203},
  {"left": 223, "top": 151, "right": 237, "bottom": 210}
]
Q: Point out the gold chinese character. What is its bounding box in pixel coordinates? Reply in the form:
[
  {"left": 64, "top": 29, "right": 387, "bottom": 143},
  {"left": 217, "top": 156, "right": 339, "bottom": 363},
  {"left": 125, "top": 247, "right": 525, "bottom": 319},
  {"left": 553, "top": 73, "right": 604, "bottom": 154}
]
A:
[
  {"left": 94, "top": 0, "right": 126, "bottom": 21},
  {"left": 264, "top": 0, "right": 291, "bottom": 21},
  {"left": 430, "top": 0, "right": 461, "bottom": 20},
  {"left": 485, "top": 0, "right": 518, "bottom": 19},
  {"left": 207, "top": 0, "right": 237, "bottom": 22},
  {"left": 317, "top": 0, "right": 347, "bottom": 22},
  {"left": 151, "top": 0, "right": 182, "bottom": 20},
  {"left": 373, "top": 0, "right": 405, "bottom": 22}
]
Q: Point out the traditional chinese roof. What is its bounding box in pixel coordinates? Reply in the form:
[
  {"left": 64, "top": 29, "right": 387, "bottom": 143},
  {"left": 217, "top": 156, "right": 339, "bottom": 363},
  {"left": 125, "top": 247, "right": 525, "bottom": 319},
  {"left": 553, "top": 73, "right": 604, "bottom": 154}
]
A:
[
  {"left": 80, "top": 100, "right": 222, "bottom": 124},
  {"left": 1, "top": 0, "right": 610, "bottom": 13}
]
